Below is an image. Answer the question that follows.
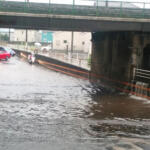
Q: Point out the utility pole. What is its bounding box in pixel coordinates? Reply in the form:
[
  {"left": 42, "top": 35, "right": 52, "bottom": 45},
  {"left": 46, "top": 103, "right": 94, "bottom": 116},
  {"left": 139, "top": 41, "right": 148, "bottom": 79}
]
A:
[
  {"left": 27, "top": 0, "right": 29, "bottom": 7},
  {"left": 9, "top": 28, "right": 11, "bottom": 42},
  {"left": 25, "top": 29, "right": 28, "bottom": 50},
  {"left": 106, "top": 0, "right": 108, "bottom": 8},
  {"left": 49, "top": 0, "right": 51, "bottom": 13},
  {"left": 73, "top": 0, "right": 75, "bottom": 5},
  {"left": 72, "top": 0, "right": 75, "bottom": 14},
  {"left": 71, "top": 31, "right": 74, "bottom": 57}
]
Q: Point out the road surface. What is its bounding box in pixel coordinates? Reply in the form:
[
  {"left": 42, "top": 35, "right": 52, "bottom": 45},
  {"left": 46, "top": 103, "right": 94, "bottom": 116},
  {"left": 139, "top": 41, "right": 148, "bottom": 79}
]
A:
[{"left": 0, "top": 57, "right": 150, "bottom": 150}]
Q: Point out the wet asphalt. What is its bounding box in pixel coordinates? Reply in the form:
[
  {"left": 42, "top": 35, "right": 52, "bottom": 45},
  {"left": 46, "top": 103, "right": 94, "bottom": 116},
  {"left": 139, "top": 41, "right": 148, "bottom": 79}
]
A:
[{"left": 0, "top": 57, "right": 150, "bottom": 150}]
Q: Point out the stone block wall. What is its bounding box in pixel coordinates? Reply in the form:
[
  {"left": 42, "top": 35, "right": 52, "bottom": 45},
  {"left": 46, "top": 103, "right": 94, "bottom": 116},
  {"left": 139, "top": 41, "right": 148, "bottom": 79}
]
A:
[{"left": 91, "top": 31, "right": 150, "bottom": 87}]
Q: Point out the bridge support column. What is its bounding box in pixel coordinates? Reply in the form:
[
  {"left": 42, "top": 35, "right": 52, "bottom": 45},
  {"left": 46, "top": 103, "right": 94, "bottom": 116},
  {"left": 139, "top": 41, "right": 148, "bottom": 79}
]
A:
[{"left": 90, "top": 31, "right": 150, "bottom": 88}]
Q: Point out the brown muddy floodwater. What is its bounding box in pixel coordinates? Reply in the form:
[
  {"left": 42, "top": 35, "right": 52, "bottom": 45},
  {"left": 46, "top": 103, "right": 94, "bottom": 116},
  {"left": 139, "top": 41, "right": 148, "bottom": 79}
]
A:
[{"left": 0, "top": 57, "right": 150, "bottom": 150}]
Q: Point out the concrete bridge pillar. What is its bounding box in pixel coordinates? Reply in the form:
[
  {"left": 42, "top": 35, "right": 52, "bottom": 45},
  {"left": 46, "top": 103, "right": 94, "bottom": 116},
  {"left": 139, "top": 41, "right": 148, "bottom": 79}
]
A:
[{"left": 90, "top": 31, "right": 150, "bottom": 88}]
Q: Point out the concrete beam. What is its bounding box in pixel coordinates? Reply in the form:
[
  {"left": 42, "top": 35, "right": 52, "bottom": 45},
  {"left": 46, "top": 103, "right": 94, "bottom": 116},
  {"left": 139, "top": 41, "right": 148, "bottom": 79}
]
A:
[{"left": 1, "top": 12, "right": 150, "bottom": 32}]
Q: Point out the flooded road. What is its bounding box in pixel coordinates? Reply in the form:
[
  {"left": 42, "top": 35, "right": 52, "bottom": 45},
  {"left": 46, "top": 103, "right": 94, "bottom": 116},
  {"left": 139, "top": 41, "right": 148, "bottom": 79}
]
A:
[{"left": 0, "top": 57, "right": 150, "bottom": 150}]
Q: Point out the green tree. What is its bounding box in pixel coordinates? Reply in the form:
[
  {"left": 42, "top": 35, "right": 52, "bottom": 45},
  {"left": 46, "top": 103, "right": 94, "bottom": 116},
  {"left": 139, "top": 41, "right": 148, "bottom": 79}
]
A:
[{"left": 0, "top": 34, "right": 9, "bottom": 41}]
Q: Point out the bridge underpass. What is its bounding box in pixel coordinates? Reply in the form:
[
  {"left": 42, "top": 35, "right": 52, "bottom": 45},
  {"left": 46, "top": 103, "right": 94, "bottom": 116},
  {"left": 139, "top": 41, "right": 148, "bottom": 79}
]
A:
[
  {"left": 1, "top": 1, "right": 150, "bottom": 149},
  {"left": 1, "top": 1, "right": 150, "bottom": 90}
]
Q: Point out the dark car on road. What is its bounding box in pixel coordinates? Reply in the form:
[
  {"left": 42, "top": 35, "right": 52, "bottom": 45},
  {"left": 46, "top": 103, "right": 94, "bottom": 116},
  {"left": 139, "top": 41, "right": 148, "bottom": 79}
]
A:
[{"left": 0, "top": 47, "right": 11, "bottom": 61}]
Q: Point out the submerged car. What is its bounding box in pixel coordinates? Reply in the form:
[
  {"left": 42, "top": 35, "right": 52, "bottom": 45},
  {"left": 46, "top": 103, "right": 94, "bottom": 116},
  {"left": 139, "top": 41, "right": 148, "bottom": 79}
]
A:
[
  {"left": 41, "top": 45, "right": 52, "bottom": 52},
  {"left": 0, "top": 47, "right": 11, "bottom": 61},
  {"left": 4, "top": 47, "right": 16, "bottom": 56}
]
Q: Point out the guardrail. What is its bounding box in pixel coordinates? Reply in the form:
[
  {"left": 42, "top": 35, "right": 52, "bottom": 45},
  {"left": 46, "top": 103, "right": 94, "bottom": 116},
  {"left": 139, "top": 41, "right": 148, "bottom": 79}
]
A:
[
  {"left": 9, "top": 44, "right": 90, "bottom": 70},
  {"left": 0, "top": 0, "right": 150, "bottom": 19}
]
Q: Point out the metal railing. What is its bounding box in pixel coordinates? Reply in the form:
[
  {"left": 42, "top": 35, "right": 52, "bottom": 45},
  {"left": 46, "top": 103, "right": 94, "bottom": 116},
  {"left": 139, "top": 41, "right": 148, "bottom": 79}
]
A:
[
  {"left": 131, "top": 68, "right": 150, "bottom": 97},
  {"left": 133, "top": 68, "right": 150, "bottom": 81},
  {"left": 0, "top": 0, "right": 150, "bottom": 19}
]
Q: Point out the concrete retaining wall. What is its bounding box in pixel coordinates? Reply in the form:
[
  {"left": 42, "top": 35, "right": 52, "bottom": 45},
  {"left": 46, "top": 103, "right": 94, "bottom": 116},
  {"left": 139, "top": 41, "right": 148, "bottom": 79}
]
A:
[{"left": 13, "top": 49, "right": 89, "bottom": 80}]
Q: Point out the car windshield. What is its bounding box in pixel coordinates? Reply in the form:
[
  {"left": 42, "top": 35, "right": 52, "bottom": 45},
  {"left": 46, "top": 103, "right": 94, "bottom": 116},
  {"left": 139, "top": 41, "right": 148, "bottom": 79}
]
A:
[{"left": 4, "top": 47, "right": 11, "bottom": 52}]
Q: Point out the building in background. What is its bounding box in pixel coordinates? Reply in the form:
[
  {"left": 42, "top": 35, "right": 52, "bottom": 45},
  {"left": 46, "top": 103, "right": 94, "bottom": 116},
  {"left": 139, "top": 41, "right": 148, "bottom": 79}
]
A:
[
  {"left": 12, "top": 30, "right": 37, "bottom": 42},
  {"left": 53, "top": 31, "right": 91, "bottom": 53},
  {"left": 9, "top": 29, "right": 91, "bottom": 53}
]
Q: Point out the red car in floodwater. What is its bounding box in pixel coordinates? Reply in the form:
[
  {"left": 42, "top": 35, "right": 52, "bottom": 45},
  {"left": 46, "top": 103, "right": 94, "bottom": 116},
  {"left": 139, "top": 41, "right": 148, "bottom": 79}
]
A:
[{"left": 0, "top": 47, "right": 11, "bottom": 61}]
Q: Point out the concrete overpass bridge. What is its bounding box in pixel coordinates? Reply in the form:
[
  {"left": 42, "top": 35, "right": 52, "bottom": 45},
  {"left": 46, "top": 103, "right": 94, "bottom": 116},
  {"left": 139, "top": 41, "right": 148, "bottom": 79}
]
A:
[
  {"left": 0, "top": 1, "right": 150, "bottom": 31},
  {"left": 0, "top": 0, "right": 150, "bottom": 89}
]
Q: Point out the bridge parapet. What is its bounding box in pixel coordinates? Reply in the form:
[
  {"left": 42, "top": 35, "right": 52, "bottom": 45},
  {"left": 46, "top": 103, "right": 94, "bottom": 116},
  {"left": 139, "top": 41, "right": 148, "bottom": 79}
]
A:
[{"left": 0, "top": 0, "right": 150, "bottom": 19}]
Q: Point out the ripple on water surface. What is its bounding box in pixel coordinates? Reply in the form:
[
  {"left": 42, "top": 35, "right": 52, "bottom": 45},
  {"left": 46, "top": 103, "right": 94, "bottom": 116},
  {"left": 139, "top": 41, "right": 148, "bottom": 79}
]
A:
[{"left": 1, "top": 58, "right": 150, "bottom": 149}]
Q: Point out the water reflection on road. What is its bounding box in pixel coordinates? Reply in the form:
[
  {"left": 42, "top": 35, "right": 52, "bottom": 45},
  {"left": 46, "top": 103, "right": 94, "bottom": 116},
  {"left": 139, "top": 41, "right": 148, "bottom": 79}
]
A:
[{"left": 0, "top": 57, "right": 150, "bottom": 150}]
